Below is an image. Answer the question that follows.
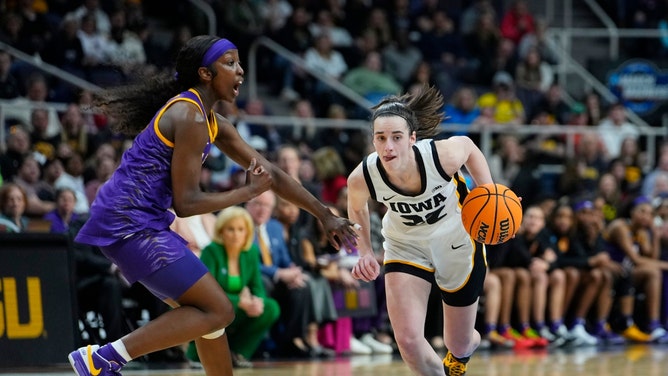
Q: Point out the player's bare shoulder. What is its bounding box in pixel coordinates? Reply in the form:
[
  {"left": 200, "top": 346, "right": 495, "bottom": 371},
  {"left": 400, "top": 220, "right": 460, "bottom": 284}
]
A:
[
  {"left": 347, "top": 162, "right": 366, "bottom": 187},
  {"left": 434, "top": 136, "right": 473, "bottom": 175}
]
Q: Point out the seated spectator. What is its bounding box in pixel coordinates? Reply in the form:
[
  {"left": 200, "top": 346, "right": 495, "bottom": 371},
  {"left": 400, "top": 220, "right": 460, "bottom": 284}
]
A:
[
  {"left": 561, "top": 200, "right": 625, "bottom": 344},
  {"left": 381, "top": 28, "right": 422, "bottom": 87},
  {"left": 544, "top": 203, "right": 597, "bottom": 346},
  {"left": 302, "top": 33, "right": 348, "bottom": 116},
  {"left": 559, "top": 132, "right": 608, "bottom": 199},
  {"left": 258, "top": 0, "right": 293, "bottom": 36},
  {"left": 30, "top": 108, "right": 61, "bottom": 161},
  {"left": 43, "top": 187, "right": 80, "bottom": 233},
  {"left": 12, "top": 154, "right": 55, "bottom": 216},
  {"left": 55, "top": 152, "right": 90, "bottom": 214},
  {"left": 3, "top": 73, "right": 63, "bottom": 138},
  {"left": 584, "top": 91, "right": 605, "bottom": 126},
  {"left": 532, "top": 83, "right": 570, "bottom": 126},
  {"left": 614, "top": 137, "right": 646, "bottom": 196},
  {"left": 284, "top": 99, "right": 325, "bottom": 151},
  {"left": 186, "top": 206, "right": 280, "bottom": 368},
  {"left": 0, "top": 183, "right": 29, "bottom": 232},
  {"left": 642, "top": 148, "right": 668, "bottom": 198},
  {"left": 77, "top": 13, "right": 115, "bottom": 78},
  {"left": 514, "top": 46, "right": 553, "bottom": 107},
  {"left": 108, "top": 9, "right": 146, "bottom": 75},
  {"left": 515, "top": 206, "right": 567, "bottom": 346},
  {"left": 342, "top": 51, "right": 402, "bottom": 102},
  {"left": 276, "top": 144, "right": 319, "bottom": 194},
  {"left": 605, "top": 197, "right": 668, "bottom": 342},
  {"left": 500, "top": 0, "right": 535, "bottom": 45},
  {"left": 36, "top": 157, "right": 64, "bottom": 203},
  {"left": 245, "top": 191, "right": 313, "bottom": 359},
  {"left": 66, "top": 0, "right": 112, "bottom": 36},
  {"left": 488, "top": 134, "right": 525, "bottom": 189},
  {"left": 308, "top": 9, "right": 353, "bottom": 49},
  {"left": 60, "top": 103, "right": 98, "bottom": 159},
  {"left": 477, "top": 71, "right": 526, "bottom": 126},
  {"left": 1, "top": 125, "right": 32, "bottom": 184},
  {"left": 443, "top": 86, "right": 480, "bottom": 136},
  {"left": 598, "top": 103, "right": 639, "bottom": 160},
  {"left": 274, "top": 196, "right": 337, "bottom": 358},
  {"left": 518, "top": 17, "right": 559, "bottom": 66},
  {"left": 311, "top": 146, "right": 347, "bottom": 205},
  {"left": 84, "top": 155, "right": 117, "bottom": 204}
]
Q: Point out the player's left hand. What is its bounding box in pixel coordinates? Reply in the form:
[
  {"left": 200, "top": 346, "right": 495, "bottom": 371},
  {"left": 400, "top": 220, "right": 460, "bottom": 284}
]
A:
[
  {"left": 321, "top": 211, "right": 359, "bottom": 250},
  {"left": 351, "top": 253, "right": 380, "bottom": 282}
]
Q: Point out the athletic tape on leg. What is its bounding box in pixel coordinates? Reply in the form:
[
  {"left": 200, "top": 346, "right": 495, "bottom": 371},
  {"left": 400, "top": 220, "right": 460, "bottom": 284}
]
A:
[{"left": 201, "top": 328, "right": 226, "bottom": 339}]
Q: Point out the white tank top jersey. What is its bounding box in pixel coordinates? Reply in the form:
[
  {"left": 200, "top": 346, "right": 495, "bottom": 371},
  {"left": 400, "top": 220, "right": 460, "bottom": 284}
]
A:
[{"left": 362, "top": 139, "right": 470, "bottom": 242}]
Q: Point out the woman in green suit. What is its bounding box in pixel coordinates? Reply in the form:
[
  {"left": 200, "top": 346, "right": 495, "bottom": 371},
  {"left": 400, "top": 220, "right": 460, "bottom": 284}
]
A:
[{"left": 187, "top": 206, "right": 280, "bottom": 368}]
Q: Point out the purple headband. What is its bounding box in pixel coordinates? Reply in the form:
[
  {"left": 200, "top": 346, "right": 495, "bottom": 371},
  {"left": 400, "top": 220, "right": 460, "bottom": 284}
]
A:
[
  {"left": 573, "top": 200, "right": 594, "bottom": 212},
  {"left": 201, "top": 39, "right": 237, "bottom": 67},
  {"left": 632, "top": 195, "right": 651, "bottom": 207}
]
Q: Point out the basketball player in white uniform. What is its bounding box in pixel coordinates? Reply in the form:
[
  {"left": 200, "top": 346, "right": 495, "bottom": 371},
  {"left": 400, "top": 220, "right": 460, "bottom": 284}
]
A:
[{"left": 347, "top": 86, "right": 494, "bottom": 376}]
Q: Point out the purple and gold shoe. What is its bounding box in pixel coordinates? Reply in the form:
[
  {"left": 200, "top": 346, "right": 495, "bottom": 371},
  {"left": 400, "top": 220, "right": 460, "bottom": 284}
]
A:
[{"left": 68, "top": 345, "right": 123, "bottom": 376}]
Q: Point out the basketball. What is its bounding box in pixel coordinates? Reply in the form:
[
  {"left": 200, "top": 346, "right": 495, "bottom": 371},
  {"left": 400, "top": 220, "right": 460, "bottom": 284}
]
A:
[{"left": 461, "top": 183, "right": 522, "bottom": 245}]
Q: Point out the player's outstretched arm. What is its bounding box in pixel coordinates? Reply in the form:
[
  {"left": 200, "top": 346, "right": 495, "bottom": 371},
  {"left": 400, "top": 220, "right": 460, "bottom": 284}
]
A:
[
  {"left": 214, "top": 113, "right": 357, "bottom": 249},
  {"left": 347, "top": 164, "right": 380, "bottom": 281}
]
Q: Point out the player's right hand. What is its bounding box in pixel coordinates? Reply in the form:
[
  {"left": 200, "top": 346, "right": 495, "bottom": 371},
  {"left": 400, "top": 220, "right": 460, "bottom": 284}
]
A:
[
  {"left": 246, "top": 158, "right": 272, "bottom": 195},
  {"left": 351, "top": 253, "right": 380, "bottom": 282}
]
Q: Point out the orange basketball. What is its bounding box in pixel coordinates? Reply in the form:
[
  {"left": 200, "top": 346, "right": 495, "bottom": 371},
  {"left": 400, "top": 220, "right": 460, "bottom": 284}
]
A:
[{"left": 461, "top": 183, "right": 522, "bottom": 245}]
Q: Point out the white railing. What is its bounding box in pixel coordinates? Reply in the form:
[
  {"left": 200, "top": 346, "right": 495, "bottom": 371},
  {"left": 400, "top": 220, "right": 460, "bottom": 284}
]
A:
[
  {"left": 188, "top": 0, "right": 216, "bottom": 36},
  {"left": 2, "top": 101, "right": 665, "bottom": 170},
  {"left": 246, "top": 36, "right": 374, "bottom": 111}
]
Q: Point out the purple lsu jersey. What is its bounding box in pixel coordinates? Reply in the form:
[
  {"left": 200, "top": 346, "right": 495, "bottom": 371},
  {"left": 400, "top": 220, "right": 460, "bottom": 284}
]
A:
[{"left": 76, "top": 89, "right": 218, "bottom": 247}]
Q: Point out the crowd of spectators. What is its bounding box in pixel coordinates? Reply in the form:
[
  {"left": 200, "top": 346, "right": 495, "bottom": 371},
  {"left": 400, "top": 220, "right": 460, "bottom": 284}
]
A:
[{"left": 2, "top": 0, "right": 668, "bottom": 368}]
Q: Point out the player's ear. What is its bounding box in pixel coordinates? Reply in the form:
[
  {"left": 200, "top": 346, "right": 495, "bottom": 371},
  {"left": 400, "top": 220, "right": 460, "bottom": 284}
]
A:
[{"left": 198, "top": 67, "right": 213, "bottom": 81}]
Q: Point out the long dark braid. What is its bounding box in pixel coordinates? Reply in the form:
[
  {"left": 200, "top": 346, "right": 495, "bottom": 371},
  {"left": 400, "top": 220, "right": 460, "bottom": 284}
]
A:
[
  {"left": 94, "top": 35, "right": 221, "bottom": 135},
  {"left": 371, "top": 85, "right": 445, "bottom": 140}
]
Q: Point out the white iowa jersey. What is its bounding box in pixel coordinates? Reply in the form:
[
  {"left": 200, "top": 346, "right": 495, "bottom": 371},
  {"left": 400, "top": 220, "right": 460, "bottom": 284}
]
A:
[{"left": 362, "top": 139, "right": 470, "bottom": 241}]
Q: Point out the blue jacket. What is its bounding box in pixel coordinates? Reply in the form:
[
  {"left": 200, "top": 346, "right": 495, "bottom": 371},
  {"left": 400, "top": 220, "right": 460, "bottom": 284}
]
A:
[{"left": 256, "top": 218, "right": 293, "bottom": 280}]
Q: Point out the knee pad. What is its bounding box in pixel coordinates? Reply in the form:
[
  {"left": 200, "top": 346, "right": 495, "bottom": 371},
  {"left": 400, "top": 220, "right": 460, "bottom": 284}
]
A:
[{"left": 201, "top": 328, "right": 226, "bottom": 339}]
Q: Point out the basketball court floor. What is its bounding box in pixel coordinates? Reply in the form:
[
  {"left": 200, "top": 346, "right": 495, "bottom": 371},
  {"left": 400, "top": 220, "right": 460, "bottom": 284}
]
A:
[{"left": 2, "top": 344, "right": 667, "bottom": 376}]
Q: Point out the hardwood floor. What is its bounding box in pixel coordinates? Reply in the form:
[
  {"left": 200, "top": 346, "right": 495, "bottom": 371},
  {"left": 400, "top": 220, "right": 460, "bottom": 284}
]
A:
[{"left": 2, "top": 344, "right": 667, "bottom": 376}]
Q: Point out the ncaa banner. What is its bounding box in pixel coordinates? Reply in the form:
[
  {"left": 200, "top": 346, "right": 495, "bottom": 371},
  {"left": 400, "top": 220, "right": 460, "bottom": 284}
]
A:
[
  {"left": 0, "top": 233, "right": 77, "bottom": 367},
  {"left": 608, "top": 59, "right": 668, "bottom": 115}
]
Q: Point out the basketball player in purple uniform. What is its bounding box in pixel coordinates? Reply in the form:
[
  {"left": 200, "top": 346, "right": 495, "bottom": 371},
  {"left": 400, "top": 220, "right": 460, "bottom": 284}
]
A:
[
  {"left": 68, "top": 35, "right": 358, "bottom": 376},
  {"left": 347, "top": 86, "right": 494, "bottom": 375}
]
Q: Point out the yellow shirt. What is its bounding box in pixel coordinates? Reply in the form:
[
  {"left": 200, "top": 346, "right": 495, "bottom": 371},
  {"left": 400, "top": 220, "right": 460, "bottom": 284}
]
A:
[{"left": 478, "top": 93, "right": 525, "bottom": 124}]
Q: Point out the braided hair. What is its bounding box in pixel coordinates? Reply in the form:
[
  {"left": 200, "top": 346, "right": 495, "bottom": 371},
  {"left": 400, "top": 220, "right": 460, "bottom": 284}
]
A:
[
  {"left": 94, "top": 35, "right": 221, "bottom": 135},
  {"left": 370, "top": 85, "right": 445, "bottom": 140}
]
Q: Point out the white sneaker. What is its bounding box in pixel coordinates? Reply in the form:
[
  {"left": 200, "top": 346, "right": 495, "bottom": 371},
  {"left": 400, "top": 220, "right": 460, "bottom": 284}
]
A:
[
  {"left": 650, "top": 326, "right": 667, "bottom": 341},
  {"left": 570, "top": 324, "right": 598, "bottom": 346},
  {"left": 350, "top": 337, "right": 373, "bottom": 355},
  {"left": 539, "top": 326, "right": 565, "bottom": 347},
  {"left": 360, "top": 333, "right": 394, "bottom": 354},
  {"left": 539, "top": 327, "right": 556, "bottom": 342},
  {"left": 555, "top": 324, "right": 571, "bottom": 339}
]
